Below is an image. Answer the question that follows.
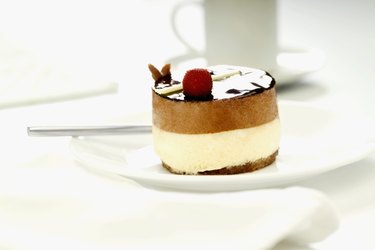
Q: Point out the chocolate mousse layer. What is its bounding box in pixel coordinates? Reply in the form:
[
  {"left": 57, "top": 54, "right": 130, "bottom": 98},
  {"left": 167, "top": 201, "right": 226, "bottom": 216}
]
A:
[{"left": 152, "top": 87, "right": 278, "bottom": 134}]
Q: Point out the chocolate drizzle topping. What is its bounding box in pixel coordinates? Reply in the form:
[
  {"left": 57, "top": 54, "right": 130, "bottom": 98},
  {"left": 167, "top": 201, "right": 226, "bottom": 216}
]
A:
[
  {"left": 226, "top": 89, "right": 243, "bottom": 94},
  {"left": 153, "top": 65, "right": 275, "bottom": 101}
]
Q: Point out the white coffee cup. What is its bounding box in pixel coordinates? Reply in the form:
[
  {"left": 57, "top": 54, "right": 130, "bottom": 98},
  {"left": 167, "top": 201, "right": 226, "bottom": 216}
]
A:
[{"left": 169, "top": 0, "right": 278, "bottom": 72}]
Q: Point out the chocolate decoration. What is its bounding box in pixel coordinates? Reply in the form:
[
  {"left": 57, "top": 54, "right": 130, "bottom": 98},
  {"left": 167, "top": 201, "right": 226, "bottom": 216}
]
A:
[{"left": 153, "top": 65, "right": 275, "bottom": 101}]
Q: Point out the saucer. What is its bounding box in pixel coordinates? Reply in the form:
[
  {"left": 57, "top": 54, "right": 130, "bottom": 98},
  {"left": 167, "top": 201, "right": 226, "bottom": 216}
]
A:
[
  {"left": 167, "top": 47, "right": 325, "bottom": 86},
  {"left": 272, "top": 47, "right": 325, "bottom": 84},
  {"left": 70, "top": 101, "right": 375, "bottom": 192}
]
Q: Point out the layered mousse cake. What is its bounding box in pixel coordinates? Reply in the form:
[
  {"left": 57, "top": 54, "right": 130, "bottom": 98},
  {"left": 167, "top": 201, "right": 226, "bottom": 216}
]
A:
[{"left": 149, "top": 64, "right": 280, "bottom": 175}]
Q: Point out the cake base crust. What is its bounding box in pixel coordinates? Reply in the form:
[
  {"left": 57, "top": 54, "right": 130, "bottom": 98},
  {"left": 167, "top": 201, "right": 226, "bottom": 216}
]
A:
[{"left": 162, "top": 151, "right": 278, "bottom": 175}]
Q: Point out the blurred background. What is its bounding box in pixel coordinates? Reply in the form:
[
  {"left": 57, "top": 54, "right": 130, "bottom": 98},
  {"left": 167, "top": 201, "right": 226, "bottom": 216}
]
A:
[{"left": 0, "top": 0, "right": 374, "bottom": 116}]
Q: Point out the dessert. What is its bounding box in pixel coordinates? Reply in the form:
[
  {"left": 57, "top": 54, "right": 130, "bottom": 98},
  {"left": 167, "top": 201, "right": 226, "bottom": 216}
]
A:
[{"left": 149, "top": 64, "right": 280, "bottom": 175}]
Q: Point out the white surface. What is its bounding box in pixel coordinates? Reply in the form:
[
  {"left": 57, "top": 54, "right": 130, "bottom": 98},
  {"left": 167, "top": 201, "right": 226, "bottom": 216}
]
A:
[
  {"left": 1, "top": 0, "right": 375, "bottom": 249},
  {"left": 0, "top": 36, "right": 118, "bottom": 108},
  {"left": 70, "top": 101, "right": 375, "bottom": 191},
  {"left": 0, "top": 184, "right": 339, "bottom": 250}
]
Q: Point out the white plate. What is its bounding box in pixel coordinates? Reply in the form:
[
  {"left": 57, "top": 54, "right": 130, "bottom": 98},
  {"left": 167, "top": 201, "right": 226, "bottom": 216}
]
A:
[{"left": 70, "top": 101, "right": 375, "bottom": 192}]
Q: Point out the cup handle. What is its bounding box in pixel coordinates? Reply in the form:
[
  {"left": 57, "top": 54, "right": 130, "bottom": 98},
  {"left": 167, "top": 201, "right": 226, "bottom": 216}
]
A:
[{"left": 170, "top": 0, "right": 202, "bottom": 53}]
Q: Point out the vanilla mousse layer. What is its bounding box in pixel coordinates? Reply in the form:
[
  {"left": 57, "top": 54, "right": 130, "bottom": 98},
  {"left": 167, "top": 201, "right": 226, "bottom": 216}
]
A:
[{"left": 153, "top": 118, "right": 280, "bottom": 175}]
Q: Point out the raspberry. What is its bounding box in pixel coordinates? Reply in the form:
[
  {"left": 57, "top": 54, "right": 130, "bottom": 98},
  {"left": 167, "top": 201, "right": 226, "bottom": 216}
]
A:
[{"left": 182, "top": 68, "right": 213, "bottom": 98}]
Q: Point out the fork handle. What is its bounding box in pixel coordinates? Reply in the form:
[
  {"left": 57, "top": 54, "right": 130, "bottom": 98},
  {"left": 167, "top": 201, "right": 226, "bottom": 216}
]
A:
[{"left": 27, "top": 125, "right": 152, "bottom": 137}]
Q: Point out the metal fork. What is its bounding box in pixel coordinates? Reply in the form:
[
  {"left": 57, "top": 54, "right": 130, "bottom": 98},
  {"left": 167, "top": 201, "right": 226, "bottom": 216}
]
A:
[{"left": 27, "top": 125, "right": 152, "bottom": 137}]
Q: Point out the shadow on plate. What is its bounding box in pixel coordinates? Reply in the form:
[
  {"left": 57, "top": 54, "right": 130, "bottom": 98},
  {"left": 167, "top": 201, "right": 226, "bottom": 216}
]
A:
[{"left": 271, "top": 241, "right": 317, "bottom": 250}]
